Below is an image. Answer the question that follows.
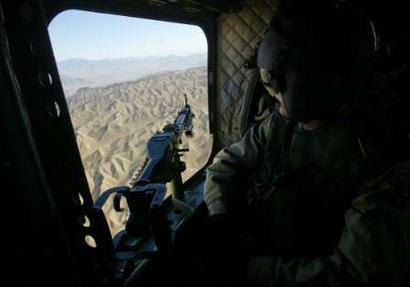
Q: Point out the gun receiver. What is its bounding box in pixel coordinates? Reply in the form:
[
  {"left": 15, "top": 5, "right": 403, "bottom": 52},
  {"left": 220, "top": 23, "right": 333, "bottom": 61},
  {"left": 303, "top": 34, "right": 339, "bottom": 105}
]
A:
[{"left": 137, "top": 93, "right": 194, "bottom": 188}]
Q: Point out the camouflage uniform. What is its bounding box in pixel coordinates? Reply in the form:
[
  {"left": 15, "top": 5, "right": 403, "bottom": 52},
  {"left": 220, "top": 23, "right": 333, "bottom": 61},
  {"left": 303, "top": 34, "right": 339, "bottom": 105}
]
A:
[{"left": 204, "top": 112, "right": 410, "bottom": 286}]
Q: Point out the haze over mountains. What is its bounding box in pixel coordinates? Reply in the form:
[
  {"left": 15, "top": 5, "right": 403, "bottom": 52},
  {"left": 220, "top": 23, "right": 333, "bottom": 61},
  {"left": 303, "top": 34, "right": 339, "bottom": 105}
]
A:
[{"left": 57, "top": 53, "right": 207, "bottom": 96}]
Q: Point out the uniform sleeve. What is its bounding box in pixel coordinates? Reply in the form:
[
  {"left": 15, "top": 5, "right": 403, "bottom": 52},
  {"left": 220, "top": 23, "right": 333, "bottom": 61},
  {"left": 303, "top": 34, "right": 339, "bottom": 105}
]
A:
[
  {"left": 204, "top": 115, "right": 276, "bottom": 208},
  {"left": 247, "top": 167, "right": 410, "bottom": 287}
]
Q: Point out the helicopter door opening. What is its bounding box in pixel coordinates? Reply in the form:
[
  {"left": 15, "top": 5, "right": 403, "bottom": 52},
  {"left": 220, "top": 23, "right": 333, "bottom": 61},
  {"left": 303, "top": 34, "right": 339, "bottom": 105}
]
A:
[{"left": 48, "top": 9, "right": 212, "bottom": 237}]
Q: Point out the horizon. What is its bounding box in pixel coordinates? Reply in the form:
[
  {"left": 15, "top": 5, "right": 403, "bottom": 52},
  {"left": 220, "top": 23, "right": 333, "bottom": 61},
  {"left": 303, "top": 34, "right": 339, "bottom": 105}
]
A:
[{"left": 56, "top": 52, "right": 207, "bottom": 63}]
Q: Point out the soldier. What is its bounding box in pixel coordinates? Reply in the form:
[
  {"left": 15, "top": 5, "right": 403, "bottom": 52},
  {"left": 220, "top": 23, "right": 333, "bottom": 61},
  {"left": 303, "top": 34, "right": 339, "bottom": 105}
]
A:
[{"left": 203, "top": 5, "right": 410, "bottom": 287}]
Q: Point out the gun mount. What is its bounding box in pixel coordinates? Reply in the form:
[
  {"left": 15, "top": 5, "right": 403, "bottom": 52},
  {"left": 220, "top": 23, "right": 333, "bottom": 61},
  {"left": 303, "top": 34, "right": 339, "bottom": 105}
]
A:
[{"left": 91, "top": 94, "right": 197, "bottom": 284}]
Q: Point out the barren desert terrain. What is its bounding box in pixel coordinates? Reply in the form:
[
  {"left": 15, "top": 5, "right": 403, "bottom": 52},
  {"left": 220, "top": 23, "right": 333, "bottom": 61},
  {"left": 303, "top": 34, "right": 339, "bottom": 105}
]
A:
[{"left": 65, "top": 66, "right": 211, "bottom": 236}]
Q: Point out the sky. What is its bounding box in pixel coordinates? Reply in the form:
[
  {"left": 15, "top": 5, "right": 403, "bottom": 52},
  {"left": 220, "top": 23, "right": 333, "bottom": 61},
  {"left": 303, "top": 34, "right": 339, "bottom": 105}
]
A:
[{"left": 48, "top": 10, "right": 208, "bottom": 61}]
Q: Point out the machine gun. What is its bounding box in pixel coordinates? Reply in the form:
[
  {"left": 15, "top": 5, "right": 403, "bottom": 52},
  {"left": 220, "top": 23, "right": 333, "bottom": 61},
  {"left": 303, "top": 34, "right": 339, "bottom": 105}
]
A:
[
  {"left": 131, "top": 93, "right": 194, "bottom": 204},
  {"left": 93, "top": 94, "right": 195, "bottom": 258}
]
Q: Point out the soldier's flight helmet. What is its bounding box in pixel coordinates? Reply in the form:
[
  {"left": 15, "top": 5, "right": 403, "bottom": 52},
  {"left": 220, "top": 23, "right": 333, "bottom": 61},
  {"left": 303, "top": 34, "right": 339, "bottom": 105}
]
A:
[{"left": 257, "top": 7, "right": 372, "bottom": 122}]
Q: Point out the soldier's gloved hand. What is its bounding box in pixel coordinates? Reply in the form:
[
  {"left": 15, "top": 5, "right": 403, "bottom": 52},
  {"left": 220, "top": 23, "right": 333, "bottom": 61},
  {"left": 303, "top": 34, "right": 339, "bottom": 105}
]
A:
[{"left": 202, "top": 213, "right": 250, "bottom": 287}]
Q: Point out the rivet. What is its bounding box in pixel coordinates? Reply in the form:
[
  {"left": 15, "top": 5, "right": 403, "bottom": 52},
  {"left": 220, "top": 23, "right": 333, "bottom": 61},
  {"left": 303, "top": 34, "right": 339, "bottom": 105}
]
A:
[
  {"left": 54, "top": 101, "right": 61, "bottom": 117},
  {"left": 73, "top": 192, "right": 85, "bottom": 206},
  {"left": 79, "top": 215, "right": 91, "bottom": 227},
  {"left": 38, "top": 72, "right": 53, "bottom": 87},
  {"left": 46, "top": 101, "right": 60, "bottom": 118},
  {"left": 85, "top": 235, "right": 97, "bottom": 248}
]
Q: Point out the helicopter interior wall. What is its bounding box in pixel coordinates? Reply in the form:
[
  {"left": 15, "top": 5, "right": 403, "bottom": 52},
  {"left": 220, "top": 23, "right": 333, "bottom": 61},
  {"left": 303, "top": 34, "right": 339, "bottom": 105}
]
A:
[
  {"left": 214, "top": 0, "right": 279, "bottom": 150},
  {"left": 1, "top": 1, "right": 88, "bottom": 286}
]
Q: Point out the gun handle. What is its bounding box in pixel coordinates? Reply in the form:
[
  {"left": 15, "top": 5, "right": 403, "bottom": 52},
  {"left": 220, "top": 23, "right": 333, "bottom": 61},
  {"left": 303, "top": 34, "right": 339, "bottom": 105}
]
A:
[{"left": 170, "top": 173, "right": 184, "bottom": 202}]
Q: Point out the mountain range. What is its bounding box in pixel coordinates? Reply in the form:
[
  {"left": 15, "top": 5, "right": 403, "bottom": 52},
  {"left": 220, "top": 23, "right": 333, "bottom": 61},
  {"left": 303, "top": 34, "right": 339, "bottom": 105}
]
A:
[{"left": 57, "top": 53, "right": 207, "bottom": 96}]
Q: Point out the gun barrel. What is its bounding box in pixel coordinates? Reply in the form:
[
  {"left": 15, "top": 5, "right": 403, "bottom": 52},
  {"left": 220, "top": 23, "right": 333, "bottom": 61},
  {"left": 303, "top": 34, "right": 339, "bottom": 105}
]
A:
[{"left": 185, "top": 111, "right": 194, "bottom": 137}]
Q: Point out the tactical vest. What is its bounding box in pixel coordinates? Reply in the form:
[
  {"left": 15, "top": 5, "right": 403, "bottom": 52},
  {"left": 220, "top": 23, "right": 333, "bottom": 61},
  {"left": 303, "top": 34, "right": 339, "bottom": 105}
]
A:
[{"left": 245, "top": 115, "right": 382, "bottom": 259}]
